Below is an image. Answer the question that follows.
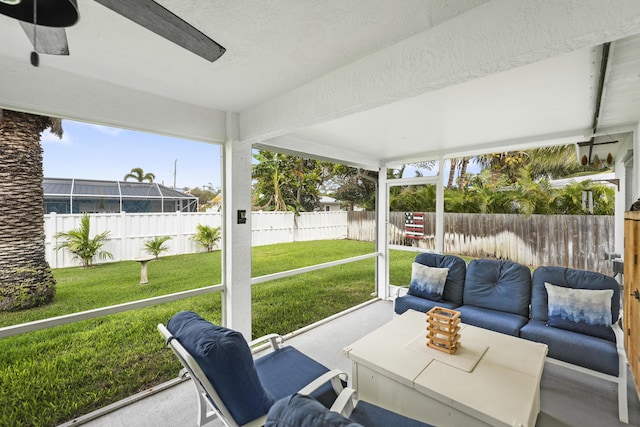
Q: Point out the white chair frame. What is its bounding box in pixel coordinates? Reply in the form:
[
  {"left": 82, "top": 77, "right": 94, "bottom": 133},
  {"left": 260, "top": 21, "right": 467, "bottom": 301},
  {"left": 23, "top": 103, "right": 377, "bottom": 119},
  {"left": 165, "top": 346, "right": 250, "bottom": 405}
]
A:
[{"left": 158, "top": 323, "right": 346, "bottom": 427}]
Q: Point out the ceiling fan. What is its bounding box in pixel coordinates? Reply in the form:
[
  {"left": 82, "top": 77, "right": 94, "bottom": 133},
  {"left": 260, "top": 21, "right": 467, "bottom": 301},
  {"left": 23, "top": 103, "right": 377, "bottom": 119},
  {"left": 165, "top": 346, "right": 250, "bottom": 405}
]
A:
[{"left": 0, "top": 0, "right": 226, "bottom": 66}]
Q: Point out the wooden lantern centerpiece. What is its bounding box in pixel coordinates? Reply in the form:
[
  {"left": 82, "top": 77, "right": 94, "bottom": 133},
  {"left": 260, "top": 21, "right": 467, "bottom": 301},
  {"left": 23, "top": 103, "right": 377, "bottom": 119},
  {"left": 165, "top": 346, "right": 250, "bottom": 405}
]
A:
[{"left": 426, "top": 306, "right": 461, "bottom": 354}]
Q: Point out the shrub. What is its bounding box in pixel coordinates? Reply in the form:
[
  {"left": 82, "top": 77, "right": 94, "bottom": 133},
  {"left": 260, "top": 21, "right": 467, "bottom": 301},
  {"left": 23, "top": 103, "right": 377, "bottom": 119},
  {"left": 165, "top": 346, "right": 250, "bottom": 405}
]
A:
[
  {"left": 144, "top": 236, "right": 172, "bottom": 260},
  {"left": 191, "top": 224, "right": 221, "bottom": 252},
  {"left": 54, "top": 213, "right": 113, "bottom": 268}
]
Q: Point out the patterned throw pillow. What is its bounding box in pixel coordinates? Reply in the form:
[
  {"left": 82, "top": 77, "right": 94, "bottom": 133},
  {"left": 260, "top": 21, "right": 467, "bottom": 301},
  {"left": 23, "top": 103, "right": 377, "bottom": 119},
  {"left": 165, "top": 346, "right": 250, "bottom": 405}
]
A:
[
  {"left": 545, "top": 282, "right": 613, "bottom": 340},
  {"left": 407, "top": 263, "right": 449, "bottom": 302}
]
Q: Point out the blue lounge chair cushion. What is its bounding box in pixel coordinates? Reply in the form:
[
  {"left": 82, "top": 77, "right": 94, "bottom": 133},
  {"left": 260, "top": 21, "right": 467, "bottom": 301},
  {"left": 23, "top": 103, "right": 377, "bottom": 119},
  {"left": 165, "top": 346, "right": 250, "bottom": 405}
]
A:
[
  {"left": 456, "top": 305, "right": 528, "bottom": 336},
  {"left": 349, "top": 400, "right": 434, "bottom": 427},
  {"left": 521, "top": 320, "right": 619, "bottom": 376},
  {"left": 255, "top": 346, "right": 336, "bottom": 408},
  {"left": 411, "top": 253, "right": 466, "bottom": 305},
  {"left": 394, "top": 294, "right": 460, "bottom": 315},
  {"left": 266, "top": 394, "right": 362, "bottom": 427},
  {"left": 167, "top": 311, "right": 274, "bottom": 426},
  {"left": 266, "top": 394, "right": 434, "bottom": 427},
  {"left": 463, "top": 259, "right": 531, "bottom": 317}
]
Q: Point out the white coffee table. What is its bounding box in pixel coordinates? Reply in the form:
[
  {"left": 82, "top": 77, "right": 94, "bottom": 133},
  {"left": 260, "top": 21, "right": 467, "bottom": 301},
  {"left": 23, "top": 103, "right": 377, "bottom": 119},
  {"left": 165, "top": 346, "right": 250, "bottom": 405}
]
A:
[{"left": 343, "top": 309, "right": 548, "bottom": 427}]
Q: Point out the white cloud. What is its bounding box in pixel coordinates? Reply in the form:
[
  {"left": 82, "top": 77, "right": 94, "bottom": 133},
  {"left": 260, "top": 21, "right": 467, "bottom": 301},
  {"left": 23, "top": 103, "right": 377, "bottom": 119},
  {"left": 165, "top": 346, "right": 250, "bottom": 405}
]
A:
[
  {"left": 41, "top": 129, "right": 71, "bottom": 145},
  {"left": 88, "top": 124, "right": 123, "bottom": 136}
]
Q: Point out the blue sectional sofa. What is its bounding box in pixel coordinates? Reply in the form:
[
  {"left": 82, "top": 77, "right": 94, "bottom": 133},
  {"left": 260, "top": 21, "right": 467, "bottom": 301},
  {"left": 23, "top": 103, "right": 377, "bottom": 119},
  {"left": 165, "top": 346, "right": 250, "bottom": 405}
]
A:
[{"left": 394, "top": 253, "right": 628, "bottom": 423}]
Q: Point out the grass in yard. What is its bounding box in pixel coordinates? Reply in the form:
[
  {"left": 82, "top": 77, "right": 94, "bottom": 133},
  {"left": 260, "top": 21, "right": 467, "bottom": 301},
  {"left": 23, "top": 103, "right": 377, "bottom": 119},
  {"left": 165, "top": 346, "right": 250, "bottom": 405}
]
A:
[{"left": 0, "top": 240, "right": 386, "bottom": 427}]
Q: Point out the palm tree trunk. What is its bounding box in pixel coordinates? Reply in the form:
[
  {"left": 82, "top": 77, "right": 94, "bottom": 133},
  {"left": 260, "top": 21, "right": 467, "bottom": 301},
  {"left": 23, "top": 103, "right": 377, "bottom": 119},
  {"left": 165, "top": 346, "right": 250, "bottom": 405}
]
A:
[
  {"left": 457, "top": 157, "right": 470, "bottom": 189},
  {"left": 0, "top": 110, "right": 56, "bottom": 311},
  {"left": 447, "top": 159, "right": 458, "bottom": 189}
]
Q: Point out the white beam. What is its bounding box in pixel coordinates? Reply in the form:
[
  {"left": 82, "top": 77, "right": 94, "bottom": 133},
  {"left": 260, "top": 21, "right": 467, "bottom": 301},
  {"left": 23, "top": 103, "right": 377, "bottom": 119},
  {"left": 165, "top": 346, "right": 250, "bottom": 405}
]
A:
[
  {"left": 255, "top": 134, "right": 380, "bottom": 171},
  {"left": 222, "top": 112, "right": 253, "bottom": 339},
  {"left": 376, "top": 168, "right": 389, "bottom": 300},
  {"left": 0, "top": 54, "right": 227, "bottom": 143},
  {"left": 241, "top": 0, "right": 640, "bottom": 144},
  {"left": 435, "top": 156, "right": 445, "bottom": 253}
]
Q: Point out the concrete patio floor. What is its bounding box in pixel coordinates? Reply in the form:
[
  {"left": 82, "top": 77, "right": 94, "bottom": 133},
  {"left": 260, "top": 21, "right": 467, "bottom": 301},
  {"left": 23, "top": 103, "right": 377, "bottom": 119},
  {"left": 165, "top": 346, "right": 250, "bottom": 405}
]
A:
[{"left": 71, "top": 300, "right": 640, "bottom": 427}]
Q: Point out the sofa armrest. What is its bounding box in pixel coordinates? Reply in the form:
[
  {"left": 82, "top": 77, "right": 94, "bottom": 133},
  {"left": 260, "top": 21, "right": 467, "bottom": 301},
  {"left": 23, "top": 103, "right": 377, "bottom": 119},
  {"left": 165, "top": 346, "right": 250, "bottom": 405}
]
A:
[{"left": 613, "top": 320, "right": 625, "bottom": 352}]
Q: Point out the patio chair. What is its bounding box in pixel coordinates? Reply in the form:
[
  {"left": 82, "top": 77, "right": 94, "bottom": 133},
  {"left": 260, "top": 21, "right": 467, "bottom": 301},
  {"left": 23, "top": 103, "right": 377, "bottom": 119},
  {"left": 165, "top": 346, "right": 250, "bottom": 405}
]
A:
[
  {"left": 158, "top": 311, "right": 346, "bottom": 427},
  {"left": 266, "top": 388, "right": 434, "bottom": 427}
]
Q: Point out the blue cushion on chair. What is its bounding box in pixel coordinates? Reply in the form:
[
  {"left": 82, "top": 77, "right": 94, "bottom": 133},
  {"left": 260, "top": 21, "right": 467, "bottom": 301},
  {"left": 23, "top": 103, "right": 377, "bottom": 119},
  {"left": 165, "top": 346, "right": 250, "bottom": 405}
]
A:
[
  {"left": 350, "top": 400, "right": 434, "bottom": 427},
  {"left": 167, "top": 311, "right": 274, "bottom": 426},
  {"left": 266, "top": 394, "right": 362, "bottom": 427},
  {"left": 411, "top": 253, "right": 466, "bottom": 305},
  {"left": 463, "top": 259, "right": 531, "bottom": 317},
  {"left": 256, "top": 346, "right": 336, "bottom": 409}
]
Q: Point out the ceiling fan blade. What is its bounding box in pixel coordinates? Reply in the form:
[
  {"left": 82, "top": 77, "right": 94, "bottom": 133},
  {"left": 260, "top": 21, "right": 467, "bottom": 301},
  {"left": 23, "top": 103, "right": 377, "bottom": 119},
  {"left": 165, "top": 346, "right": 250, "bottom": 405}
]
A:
[
  {"left": 94, "top": 0, "right": 225, "bottom": 62},
  {"left": 20, "top": 22, "right": 70, "bottom": 55}
]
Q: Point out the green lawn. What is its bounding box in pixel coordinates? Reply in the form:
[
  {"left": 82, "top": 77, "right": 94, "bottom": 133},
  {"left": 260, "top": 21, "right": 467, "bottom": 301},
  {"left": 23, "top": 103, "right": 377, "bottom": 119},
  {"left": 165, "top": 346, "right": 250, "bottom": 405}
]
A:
[{"left": 0, "top": 240, "right": 418, "bottom": 427}]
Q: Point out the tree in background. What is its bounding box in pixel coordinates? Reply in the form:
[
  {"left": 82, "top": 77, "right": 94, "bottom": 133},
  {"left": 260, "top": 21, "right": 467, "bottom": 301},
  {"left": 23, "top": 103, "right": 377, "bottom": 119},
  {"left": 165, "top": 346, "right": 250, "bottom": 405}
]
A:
[
  {"left": 252, "top": 150, "right": 326, "bottom": 213},
  {"left": 330, "top": 166, "right": 377, "bottom": 211},
  {"left": 185, "top": 184, "right": 221, "bottom": 211},
  {"left": 0, "top": 109, "right": 58, "bottom": 311},
  {"left": 124, "top": 167, "right": 155, "bottom": 183}
]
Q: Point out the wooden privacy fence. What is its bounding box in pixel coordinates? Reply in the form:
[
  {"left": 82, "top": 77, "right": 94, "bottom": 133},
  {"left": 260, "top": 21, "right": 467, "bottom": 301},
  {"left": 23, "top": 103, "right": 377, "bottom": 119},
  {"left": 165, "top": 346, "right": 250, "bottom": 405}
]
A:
[{"left": 348, "top": 211, "right": 616, "bottom": 274}]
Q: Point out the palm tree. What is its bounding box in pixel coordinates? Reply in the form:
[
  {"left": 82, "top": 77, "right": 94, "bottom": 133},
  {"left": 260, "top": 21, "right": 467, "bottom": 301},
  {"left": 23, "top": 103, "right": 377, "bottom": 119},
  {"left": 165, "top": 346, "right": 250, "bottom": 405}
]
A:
[
  {"left": 0, "top": 109, "right": 58, "bottom": 311},
  {"left": 124, "top": 167, "right": 155, "bottom": 182},
  {"left": 54, "top": 213, "right": 113, "bottom": 267},
  {"left": 191, "top": 224, "right": 221, "bottom": 252}
]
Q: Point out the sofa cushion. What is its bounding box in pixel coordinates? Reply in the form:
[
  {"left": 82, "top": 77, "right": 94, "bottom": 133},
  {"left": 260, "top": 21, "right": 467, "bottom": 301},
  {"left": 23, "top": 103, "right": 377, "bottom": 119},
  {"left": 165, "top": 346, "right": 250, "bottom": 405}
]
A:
[
  {"left": 520, "top": 320, "right": 618, "bottom": 376},
  {"left": 167, "top": 311, "right": 274, "bottom": 425},
  {"left": 456, "top": 305, "right": 528, "bottom": 336},
  {"left": 531, "top": 266, "right": 620, "bottom": 341},
  {"left": 545, "top": 282, "right": 614, "bottom": 341},
  {"left": 413, "top": 253, "right": 466, "bottom": 305},
  {"left": 463, "top": 259, "right": 531, "bottom": 317},
  {"left": 407, "top": 263, "right": 448, "bottom": 302},
  {"left": 266, "top": 394, "right": 362, "bottom": 427},
  {"left": 394, "top": 294, "right": 460, "bottom": 315}
]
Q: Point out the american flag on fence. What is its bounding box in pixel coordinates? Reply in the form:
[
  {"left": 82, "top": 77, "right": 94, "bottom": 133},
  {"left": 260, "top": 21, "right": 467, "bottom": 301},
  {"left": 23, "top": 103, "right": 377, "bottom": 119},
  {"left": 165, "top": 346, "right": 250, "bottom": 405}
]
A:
[{"left": 404, "top": 212, "right": 424, "bottom": 239}]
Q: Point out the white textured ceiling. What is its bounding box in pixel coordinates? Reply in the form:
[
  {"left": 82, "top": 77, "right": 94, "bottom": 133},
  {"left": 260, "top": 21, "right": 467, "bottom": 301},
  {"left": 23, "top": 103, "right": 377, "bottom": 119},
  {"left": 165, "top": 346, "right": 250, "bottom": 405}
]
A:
[{"left": 1, "top": 1, "right": 640, "bottom": 168}]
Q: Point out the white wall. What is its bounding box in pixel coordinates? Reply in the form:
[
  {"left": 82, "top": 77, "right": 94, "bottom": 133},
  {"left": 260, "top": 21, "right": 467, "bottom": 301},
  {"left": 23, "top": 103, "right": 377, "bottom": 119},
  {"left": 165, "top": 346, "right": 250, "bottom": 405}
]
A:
[{"left": 45, "top": 211, "right": 348, "bottom": 268}]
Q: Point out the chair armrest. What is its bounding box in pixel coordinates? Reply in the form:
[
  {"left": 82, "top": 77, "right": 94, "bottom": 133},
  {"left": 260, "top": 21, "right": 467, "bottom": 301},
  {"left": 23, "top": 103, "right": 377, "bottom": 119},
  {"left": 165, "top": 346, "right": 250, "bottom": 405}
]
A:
[
  {"left": 297, "top": 369, "right": 347, "bottom": 396},
  {"left": 249, "top": 333, "right": 283, "bottom": 352},
  {"left": 329, "top": 387, "right": 358, "bottom": 418}
]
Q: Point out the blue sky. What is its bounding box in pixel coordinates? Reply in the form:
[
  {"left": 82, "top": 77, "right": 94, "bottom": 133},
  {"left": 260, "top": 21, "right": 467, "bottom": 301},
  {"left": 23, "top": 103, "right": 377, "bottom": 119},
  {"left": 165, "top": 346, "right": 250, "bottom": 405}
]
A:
[{"left": 42, "top": 120, "right": 221, "bottom": 190}]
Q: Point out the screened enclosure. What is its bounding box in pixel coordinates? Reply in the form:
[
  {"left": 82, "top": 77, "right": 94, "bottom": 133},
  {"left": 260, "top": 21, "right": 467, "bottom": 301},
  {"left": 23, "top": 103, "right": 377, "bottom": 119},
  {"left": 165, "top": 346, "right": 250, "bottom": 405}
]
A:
[{"left": 43, "top": 178, "right": 198, "bottom": 214}]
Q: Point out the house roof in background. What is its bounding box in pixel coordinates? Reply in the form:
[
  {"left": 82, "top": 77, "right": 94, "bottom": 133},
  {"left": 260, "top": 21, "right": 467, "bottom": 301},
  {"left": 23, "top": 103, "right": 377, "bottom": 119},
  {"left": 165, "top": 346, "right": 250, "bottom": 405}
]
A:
[{"left": 43, "top": 178, "right": 196, "bottom": 200}]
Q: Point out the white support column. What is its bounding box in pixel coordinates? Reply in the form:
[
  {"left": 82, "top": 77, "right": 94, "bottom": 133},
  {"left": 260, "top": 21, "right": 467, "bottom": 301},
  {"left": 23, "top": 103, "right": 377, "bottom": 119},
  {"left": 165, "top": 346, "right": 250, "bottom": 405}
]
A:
[
  {"left": 222, "top": 112, "right": 253, "bottom": 340},
  {"left": 634, "top": 127, "right": 640, "bottom": 202},
  {"left": 376, "top": 167, "right": 389, "bottom": 300},
  {"left": 435, "top": 156, "right": 445, "bottom": 253}
]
